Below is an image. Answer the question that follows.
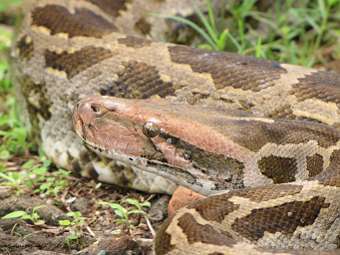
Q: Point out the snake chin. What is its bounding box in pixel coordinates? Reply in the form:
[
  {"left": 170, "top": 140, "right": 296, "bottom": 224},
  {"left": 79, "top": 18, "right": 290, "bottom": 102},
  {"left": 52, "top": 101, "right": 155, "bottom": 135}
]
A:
[
  {"left": 13, "top": 0, "right": 340, "bottom": 253},
  {"left": 86, "top": 143, "right": 217, "bottom": 195}
]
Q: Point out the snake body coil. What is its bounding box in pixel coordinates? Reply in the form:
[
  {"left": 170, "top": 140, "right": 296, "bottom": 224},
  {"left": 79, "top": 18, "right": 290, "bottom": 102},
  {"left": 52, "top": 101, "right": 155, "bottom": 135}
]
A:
[{"left": 11, "top": 1, "right": 340, "bottom": 254}]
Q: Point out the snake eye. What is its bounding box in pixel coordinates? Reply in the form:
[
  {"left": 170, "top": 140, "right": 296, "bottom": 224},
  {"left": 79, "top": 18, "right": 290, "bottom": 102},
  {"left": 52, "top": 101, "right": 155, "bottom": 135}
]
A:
[
  {"left": 90, "top": 103, "right": 107, "bottom": 116},
  {"left": 143, "top": 121, "right": 160, "bottom": 138}
]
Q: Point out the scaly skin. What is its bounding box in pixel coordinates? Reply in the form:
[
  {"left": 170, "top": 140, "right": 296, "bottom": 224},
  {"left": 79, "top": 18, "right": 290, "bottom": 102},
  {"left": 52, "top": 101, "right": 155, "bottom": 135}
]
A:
[
  {"left": 73, "top": 95, "right": 340, "bottom": 254},
  {"left": 12, "top": 0, "right": 340, "bottom": 253},
  {"left": 73, "top": 95, "right": 340, "bottom": 194}
]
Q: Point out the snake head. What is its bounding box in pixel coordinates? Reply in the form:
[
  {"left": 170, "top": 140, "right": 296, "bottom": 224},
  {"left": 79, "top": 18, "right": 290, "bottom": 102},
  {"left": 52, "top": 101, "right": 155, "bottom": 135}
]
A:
[
  {"left": 73, "top": 96, "right": 250, "bottom": 195},
  {"left": 73, "top": 96, "right": 156, "bottom": 157}
]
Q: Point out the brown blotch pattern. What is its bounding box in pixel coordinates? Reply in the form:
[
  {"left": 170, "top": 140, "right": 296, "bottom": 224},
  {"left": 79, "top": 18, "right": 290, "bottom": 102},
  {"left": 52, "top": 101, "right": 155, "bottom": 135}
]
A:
[
  {"left": 234, "top": 184, "right": 303, "bottom": 202},
  {"left": 230, "top": 119, "right": 339, "bottom": 152},
  {"left": 307, "top": 154, "right": 324, "bottom": 177},
  {"left": 267, "top": 105, "right": 295, "bottom": 119},
  {"left": 324, "top": 176, "right": 340, "bottom": 187},
  {"left": 156, "top": 132, "right": 245, "bottom": 191},
  {"left": 292, "top": 70, "right": 340, "bottom": 106},
  {"left": 168, "top": 45, "right": 286, "bottom": 91},
  {"left": 232, "top": 196, "right": 330, "bottom": 241},
  {"left": 279, "top": 121, "right": 339, "bottom": 148},
  {"left": 87, "top": 165, "right": 99, "bottom": 180},
  {"left": 258, "top": 155, "right": 297, "bottom": 183},
  {"left": 82, "top": 0, "right": 130, "bottom": 17},
  {"left": 16, "top": 35, "right": 34, "bottom": 60},
  {"left": 117, "top": 36, "right": 152, "bottom": 48},
  {"left": 154, "top": 217, "right": 175, "bottom": 255},
  {"left": 178, "top": 213, "right": 236, "bottom": 246},
  {"left": 31, "top": 5, "right": 116, "bottom": 38},
  {"left": 99, "top": 61, "right": 175, "bottom": 98},
  {"left": 45, "top": 47, "right": 113, "bottom": 79},
  {"left": 135, "top": 17, "right": 152, "bottom": 35},
  {"left": 188, "top": 194, "right": 239, "bottom": 223},
  {"left": 20, "top": 76, "right": 52, "bottom": 144},
  {"left": 318, "top": 150, "right": 340, "bottom": 187}
]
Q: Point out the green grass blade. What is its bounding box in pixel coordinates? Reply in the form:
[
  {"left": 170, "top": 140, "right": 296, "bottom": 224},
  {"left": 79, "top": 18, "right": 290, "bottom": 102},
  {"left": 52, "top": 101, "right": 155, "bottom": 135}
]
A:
[
  {"left": 192, "top": 1, "right": 219, "bottom": 45},
  {"left": 163, "top": 15, "right": 218, "bottom": 50},
  {"left": 206, "top": 0, "right": 217, "bottom": 36}
]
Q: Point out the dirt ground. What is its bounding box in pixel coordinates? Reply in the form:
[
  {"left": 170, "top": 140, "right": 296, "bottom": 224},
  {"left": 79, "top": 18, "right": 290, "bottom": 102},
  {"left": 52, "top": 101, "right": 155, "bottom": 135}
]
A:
[
  {"left": 1, "top": 2, "right": 339, "bottom": 255},
  {"left": 0, "top": 174, "right": 169, "bottom": 255},
  {"left": 0, "top": 5, "right": 169, "bottom": 255}
]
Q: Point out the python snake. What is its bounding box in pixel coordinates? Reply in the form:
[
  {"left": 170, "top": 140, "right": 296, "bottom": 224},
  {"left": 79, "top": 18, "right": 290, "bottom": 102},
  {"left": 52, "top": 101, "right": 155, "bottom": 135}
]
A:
[{"left": 11, "top": 0, "right": 340, "bottom": 254}]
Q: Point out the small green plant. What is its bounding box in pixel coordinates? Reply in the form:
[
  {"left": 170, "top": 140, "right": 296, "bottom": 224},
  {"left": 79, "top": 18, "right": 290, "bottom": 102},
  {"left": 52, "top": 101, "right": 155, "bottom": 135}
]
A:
[
  {"left": 1, "top": 205, "right": 45, "bottom": 225},
  {"left": 163, "top": 0, "right": 340, "bottom": 66},
  {"left": 58, "top": 211, "right": 86, "bottom": 246},
  {"left": 22, "top": 157, "right": 71, "bottom": 196},
  {"left": 0, "top": 97, "right": 29, "bottom": 160},
  {"left": 99, "top": 198, "right": 151, "bottom": 229},
  {"left": 0, "top": 6, "right": 70, "bottom": 196},
  {"left": 163, "top": 0, "right": 256, "bottom": 52},
  {"left": 164, "top": 0, "right": 230, "bottom": 51},
  {"left": 0, "top": 170, "right": 24, "bottom": 190},
  {"left": 0, "top": 156, "right": 70, "bottom": 196},
  {"left": 0, "top": 16, "right": 30, "bottom": 161},
  {"left": 0, "top": 0, "right": 22, "bottom": 13},
  {"left": 0, "top": 0, "right": 31, "bottom": 169}
]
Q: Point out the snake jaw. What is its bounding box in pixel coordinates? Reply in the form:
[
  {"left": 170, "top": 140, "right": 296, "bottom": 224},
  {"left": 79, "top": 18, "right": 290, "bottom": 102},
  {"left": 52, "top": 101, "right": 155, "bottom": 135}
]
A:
[
  {"left": 72, "top": 97, "right": 211, "bottom": 193},
  {"left": 73, "top": 96, "right": 150, "bottom": 157},
  {"left": 72, "top": 96, "right": 251, "bottom": 194},
  {"left": 14, "top": 0, "right": 340, "bottom": 252}
]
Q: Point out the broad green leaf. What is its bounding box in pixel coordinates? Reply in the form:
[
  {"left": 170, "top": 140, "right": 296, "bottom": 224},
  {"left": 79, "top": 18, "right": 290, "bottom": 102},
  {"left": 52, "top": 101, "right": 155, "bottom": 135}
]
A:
[
  {"left": 2, "top": 210, "right": 27, "bottom": 219},
  {"left": 59, "top": 219, "right": 71, "bottom": 226},
  {"left": 33, "top": 167, "right": 48, "bottom": 175},
  {"left": 128, "top": 209, "right": 146, "bottom": 215},
  {"left": 0, "top": 149, "right": 10, "bottom": 160}
]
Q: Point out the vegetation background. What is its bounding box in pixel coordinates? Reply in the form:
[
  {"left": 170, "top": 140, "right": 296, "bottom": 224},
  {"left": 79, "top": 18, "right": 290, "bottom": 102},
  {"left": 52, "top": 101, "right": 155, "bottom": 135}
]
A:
[{"left": 0, "top": 0, "right": 339, "bottom": 254}]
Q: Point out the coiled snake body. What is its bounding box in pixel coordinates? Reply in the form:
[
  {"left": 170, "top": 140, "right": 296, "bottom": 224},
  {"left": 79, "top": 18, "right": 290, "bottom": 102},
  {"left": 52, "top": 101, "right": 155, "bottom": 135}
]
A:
[{"left": 11, "top": 0, "right": 340, "bottom": 254}]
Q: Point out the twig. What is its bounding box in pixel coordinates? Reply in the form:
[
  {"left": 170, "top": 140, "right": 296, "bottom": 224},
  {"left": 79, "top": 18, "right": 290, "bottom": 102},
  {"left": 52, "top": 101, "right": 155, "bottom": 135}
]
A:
[
  {"left": 85, "top": 225, "right": 96, "bottom": 237},
  {"left": 144, "top": 215, "right": 155, "bottom": 237}
]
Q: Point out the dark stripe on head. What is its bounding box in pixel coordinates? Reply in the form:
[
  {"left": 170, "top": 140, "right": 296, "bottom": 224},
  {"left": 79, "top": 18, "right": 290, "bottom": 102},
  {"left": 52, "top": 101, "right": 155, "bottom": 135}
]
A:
[
  {"left": 153, "top": 131, "right": 245, "bottom": 191},
  {"left": 32, "top": 5, "right": 116, "bottom": 38}
]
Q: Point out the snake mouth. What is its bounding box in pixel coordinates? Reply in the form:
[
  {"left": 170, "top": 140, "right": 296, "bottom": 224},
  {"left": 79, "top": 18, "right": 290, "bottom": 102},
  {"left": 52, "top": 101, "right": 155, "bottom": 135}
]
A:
[
  {"left": 72, "top": 96, "right": 247, "bottom": 195},
  {"left": 72, "top": 97, "right": 208, "bottom": 191},
  {"left": 72, "top": 111, "right": 222, "bottom": 195},
  {"left": 83, "top": 141, "right": 220, "bottom": 195}
]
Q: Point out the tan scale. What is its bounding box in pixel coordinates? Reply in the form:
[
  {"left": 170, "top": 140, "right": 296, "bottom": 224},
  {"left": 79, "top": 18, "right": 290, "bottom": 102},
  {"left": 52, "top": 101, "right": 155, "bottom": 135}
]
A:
[{"left": 11, "top": 0, "right": 340, "bottom": 254}]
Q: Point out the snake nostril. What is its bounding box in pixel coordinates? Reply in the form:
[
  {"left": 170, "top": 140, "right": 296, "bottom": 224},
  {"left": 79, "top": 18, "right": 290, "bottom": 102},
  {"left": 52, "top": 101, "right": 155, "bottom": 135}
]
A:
[{"left": 90, "top": 104, "right": 100, "bottom": 113}]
